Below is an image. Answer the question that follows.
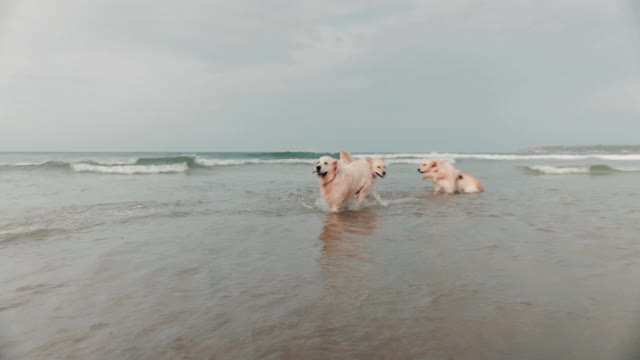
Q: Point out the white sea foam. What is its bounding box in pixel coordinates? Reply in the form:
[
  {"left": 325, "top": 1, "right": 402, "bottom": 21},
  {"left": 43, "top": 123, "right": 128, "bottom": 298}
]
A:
[
  {"left": 612, "top": 166, "right": 640, "bottom": 172},
  {"left": 194, "top": 158, "right": 315, "bottom": 166},
  {"left": 358, "top": 153, "right": 640, "bottom": 161},
  {"left": 71, "top": 163, "right": 189, "bottom": 174},
  {"left": 527, "top": 165, "right": 640, "bottom": 174},
  {"left": 372, "top": 193, "right": 389, "bottom": 206},
  {"left": 385, "top": 159, "right": 455, "bottom": 165},
  {"left": 3, "top": 161, "right": 50, "bottom": 166},
  {"left": 89, "top": 159, "right": 137, "bottom": 165},
  {"left": 527, "top": 166, "right": 590, "bottom": 174},
  {"left": 347, "top": 155, "right": 456, "bottom": 164}
]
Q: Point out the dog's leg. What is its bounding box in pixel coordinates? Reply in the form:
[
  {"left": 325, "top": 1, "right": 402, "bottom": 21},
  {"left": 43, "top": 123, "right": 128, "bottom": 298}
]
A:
[
  {"left": 355, "top": 188, "right": 367, "bottom": 210},
  {"left": 329, "top": 199, "right": 341, "bottom": 212},
  {"left": 443, "top": 179, "right": 457, "bottom": 194}
]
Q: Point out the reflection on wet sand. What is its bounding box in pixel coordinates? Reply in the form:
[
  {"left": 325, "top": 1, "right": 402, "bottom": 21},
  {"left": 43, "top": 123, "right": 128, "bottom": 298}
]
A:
[
  {"left": 318, "top": 210, "right": 380, "bottom": 297},
  {"left": 319, "top": 210, "right": 379, "bottom": 245}
]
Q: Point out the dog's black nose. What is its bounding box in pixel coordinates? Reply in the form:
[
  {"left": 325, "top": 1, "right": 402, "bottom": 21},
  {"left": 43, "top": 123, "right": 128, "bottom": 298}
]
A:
[
  {"left": 316, "top": 165, "right": 321, "bottom": 170},
  {"left": 383, "top": 171, "right": 387, "bottom": 176}
]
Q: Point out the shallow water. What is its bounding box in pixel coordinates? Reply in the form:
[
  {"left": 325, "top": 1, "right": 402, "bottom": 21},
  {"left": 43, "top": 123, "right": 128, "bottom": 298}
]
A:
[{"left": 2, "top": 153, "right": 640, "bottom": 359}]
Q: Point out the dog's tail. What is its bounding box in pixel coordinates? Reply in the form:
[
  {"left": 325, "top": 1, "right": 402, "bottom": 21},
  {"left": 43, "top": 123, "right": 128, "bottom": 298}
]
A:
[{"left": 340, "top": 150, "right": 355, "bottom": 164}]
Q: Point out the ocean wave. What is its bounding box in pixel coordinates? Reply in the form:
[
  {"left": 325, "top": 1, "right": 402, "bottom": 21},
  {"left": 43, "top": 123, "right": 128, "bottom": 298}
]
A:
[
  {"left": 71, "top": 163, "right": 189, "bottom": 174},
  {"left": 2, "top": 151, "right": 640, "bottom": 174},
  {"left": 384, "top": 159, "right": 456, "bottom": 164},
  {"left": 526, "top": 165, "right": 640, "bottom": 175},
  {"left": 526, "top": 166, "right": 591, "bottom": 174},
  {"left": 85, "top": 159, "right": 137, "bottom": 166},
  {"left": 0, "top": 161, "right": 70, "bottom": 168},
  {"left": 361, "top": 153, "right": 640, "bottom": 161},
  {"left": 194, "top": 158, "right": 315, "bottom": 166},
  {"left": 11, "top": 161, "right": 50, "bottom": 166}
]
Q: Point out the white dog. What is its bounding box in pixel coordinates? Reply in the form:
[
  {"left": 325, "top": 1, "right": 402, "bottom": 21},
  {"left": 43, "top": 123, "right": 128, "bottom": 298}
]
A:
[
  {"left": 418, "top": 160, "right": 459, "bottom": 194},
  {"left": 314, "top": 155, "right": 377, "bottom": 212},
  {"left": 339, "top": 151, "right": 386, "bottom": 194},
  {"left": 340, "top": 151, "right": 387, "bottom": 180},
  {"left": 418, "top": 160, "right": 484, "bottom": 194},
  {"left": 456, "top": 172, "right": 484, "bottom": 193}
]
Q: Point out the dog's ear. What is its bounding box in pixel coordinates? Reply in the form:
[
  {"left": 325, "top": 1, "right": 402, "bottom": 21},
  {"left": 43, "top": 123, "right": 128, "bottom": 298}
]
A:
[
  {"left": 332, "top": 160, "right": 338, "bottom": 171},
  {"left": 365, "top": 157, "right": 373, "bottom": 164},
  {"left": 430, "top": 161, "right": 437, "bottom": 168}
]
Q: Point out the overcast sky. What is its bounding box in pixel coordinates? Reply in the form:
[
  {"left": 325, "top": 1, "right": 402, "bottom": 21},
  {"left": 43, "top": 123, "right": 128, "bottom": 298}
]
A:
[{"left": 0, "top": 0, "right": 638, "bottom": 152}]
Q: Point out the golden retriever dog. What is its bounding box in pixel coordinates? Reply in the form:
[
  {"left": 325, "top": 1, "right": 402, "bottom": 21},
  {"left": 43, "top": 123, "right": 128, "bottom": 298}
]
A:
[
  {"left": 314, "top": 155, "right": 376, "bottom": 212},
  {"left": 418, "top": 160, "right": 459, "bottom": 194},
  {"left": 340, "top": 151, "right": 386, "bottom": 177},
  {"left": 456, "top": 172, "right": 484, "bottom": 193},
  {"left": 340, "top": 151, "right": 387, "bottom": 197}
]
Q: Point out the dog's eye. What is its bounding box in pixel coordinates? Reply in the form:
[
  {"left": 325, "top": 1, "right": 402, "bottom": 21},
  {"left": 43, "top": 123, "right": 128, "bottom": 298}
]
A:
[{"left": 324, "top": 162, "right": 328, "bottom": 165}]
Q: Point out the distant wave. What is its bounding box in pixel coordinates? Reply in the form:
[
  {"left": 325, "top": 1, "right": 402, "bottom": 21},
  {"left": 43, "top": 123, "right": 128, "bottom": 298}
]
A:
[
  {"left": 194, "top": 158, "right": 314, "bottom": 166},
  {"left": 362, "top": 153, "right": 640, "bottom": 161},
  {"left": 195, "top": 152, "right": 342, "bottom": 160},
  {"left": 2, "top": 152, "right": 640, "bottom": 175},
  {"left": 526, "top": 166, "right": 591, "bottom": 174},
  {"left": 526, "top": 165, "right": 640, "bottom": 175},
  {"left": 0, "top": 161, "right": 69, "bottom": 168},
  {"left": 85, "top": 159, "right": 137, "bottom": 166},
  {"left": 71, "top": 163, "right": 189, "bottom": 174},
  {"left": 0, "top": 159, "right": 136, "bottom": 167},
  {"left": 383, "top": 159, "right": 456, "bottom": 164},
  {"left": 0, "top": 156, "right": 316, "bottom": 175},
  {"left": 522, "top": 145, "right": 640, "bottom": 154}
]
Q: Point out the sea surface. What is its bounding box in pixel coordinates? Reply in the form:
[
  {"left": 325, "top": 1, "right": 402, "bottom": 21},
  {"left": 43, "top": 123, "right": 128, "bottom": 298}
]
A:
[{"left": 1, "top": 149, "right": 640, "bottom": 359}]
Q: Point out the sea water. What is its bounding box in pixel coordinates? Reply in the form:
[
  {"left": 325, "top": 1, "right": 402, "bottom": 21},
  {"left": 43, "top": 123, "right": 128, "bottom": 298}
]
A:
[{"left": 1, "top": 149, "right": 640, "bottom": 359}]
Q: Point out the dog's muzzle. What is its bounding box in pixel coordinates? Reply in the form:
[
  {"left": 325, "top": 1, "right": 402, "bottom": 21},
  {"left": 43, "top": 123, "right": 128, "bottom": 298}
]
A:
[{"left": 315, "top": 166, "right": 327, "bottom": 177}]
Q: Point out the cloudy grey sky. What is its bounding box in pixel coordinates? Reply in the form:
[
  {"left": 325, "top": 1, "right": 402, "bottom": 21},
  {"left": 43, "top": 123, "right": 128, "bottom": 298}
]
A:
[{"left": 0, "top": 0, "right": 638, "bottom": 152}]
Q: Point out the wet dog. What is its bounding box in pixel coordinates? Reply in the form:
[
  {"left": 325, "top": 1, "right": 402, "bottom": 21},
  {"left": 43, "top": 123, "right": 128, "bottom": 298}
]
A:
[
  {"left": 456, "top": 172, "right": 484, "bottom": 193},
  {"left": 339, "top": 151, "right": 386, "bottom": 195},
  {"left": 314, "top": 155, "right": 377, "bottom": 212},
  {"left": 418, "top": 160, "right": 459, "bottom": 194}
]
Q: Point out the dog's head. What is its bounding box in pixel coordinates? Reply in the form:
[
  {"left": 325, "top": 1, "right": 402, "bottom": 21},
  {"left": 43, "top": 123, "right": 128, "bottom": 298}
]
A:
[
  {"left": 418, "top": 160, "right": 459, "bottom": 179},
  {"left": 314, "top": 156, "right": 338, "bottom": 177},
  {"left": 368, "top": 157, "right": 386, "bottom": 178},
  {"left": 418, "top": 160, "right": 438, "bottom": 174}
]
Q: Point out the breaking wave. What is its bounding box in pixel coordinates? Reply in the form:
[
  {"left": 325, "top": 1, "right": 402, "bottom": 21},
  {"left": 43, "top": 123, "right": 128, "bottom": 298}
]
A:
[
  {"left": 194, "top": 158, "right": 314, "bottom": 166},
  {"left": 364, "top": 153, "right": 640, "bottom": 161},
  {"left": 71, "top": 163, "right": 189, "bottom": 174},
  {"left": 526, "top": 165, "right": 640, "bottom": 175},
  {"left": 0, "top": 155, "right": 318, "bottom": 175},
  {"left": 2, "top": 151, "right": 640, "bottom": 175}
]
